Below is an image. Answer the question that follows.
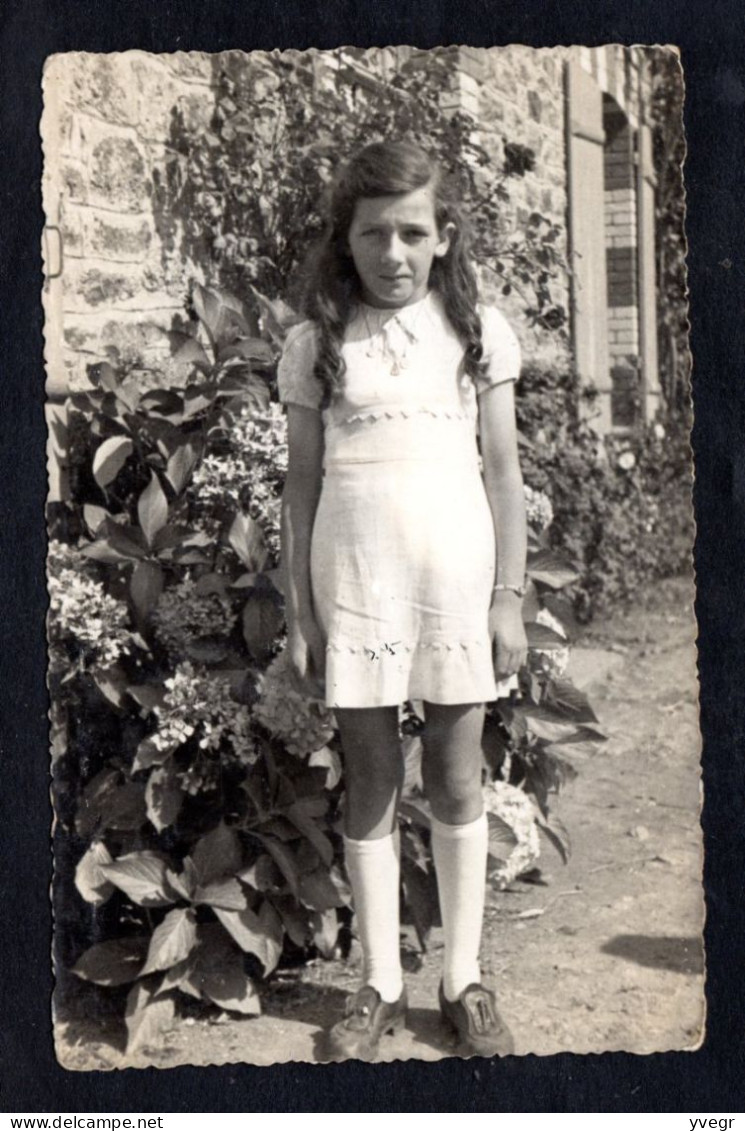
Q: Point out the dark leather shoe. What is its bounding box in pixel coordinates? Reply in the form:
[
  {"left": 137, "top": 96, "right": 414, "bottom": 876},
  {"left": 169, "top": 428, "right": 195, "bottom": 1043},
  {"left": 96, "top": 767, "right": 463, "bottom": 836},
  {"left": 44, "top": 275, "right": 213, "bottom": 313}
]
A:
[
  {"left": 439, "top": 982, "right": 515, "bottom": 1057},
  {"left": 322, "top": 985, "right": 408, "bottom": 1062}
]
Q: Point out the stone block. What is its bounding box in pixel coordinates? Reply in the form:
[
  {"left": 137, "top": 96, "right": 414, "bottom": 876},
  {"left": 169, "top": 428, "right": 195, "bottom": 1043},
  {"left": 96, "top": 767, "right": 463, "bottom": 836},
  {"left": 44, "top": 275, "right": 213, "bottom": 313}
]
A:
[
  {"left": 71, "top": 265, "right": 140, "bottom": 308},
  {"left": 98, "top": 313, "right": 173, "bottom": 364},
  {"left": 168, "top": 52, "right": 214, "bottom": 84},
  {"left": 132, "top": 55, "right": 183, "bottom": 141},
  {"left": 60, "top": 201, "right": 86, "bottom": 257},
  {"left": 67, "top": 54, "right": 139, "bottom": 126},
  {"left": 89, "top": 133, "right": 148, "bottom": 213},
  {"left": 59, "top": 160, "right": 88, "bottom": 204},
  {"left": 86, "top": 212, "right": 153, "bottom": 261},
  {"left": 456, "top": 46, "right": 488, "bottom": 83},
  {"left": 63, "top": 321, "right": 99, "bottom": 352}
]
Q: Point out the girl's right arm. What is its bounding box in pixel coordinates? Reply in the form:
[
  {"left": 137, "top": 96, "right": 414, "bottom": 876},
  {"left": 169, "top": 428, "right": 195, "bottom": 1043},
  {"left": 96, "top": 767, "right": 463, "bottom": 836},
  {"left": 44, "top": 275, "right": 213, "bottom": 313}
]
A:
[{"left": 281, "top": 403, "right": 326, "bottom": 697}]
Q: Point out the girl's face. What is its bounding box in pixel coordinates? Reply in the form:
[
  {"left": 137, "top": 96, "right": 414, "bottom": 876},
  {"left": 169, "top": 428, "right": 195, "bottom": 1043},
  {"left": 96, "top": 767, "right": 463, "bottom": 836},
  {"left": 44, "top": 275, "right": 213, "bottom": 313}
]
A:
[{"left": 347, "top": 183, "right": 453, "bottom": 309}]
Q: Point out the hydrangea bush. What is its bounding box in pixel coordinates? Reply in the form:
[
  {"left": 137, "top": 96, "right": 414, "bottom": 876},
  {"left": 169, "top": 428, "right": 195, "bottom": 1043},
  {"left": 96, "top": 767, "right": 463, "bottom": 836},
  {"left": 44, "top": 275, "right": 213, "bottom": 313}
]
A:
[
  {"left": 516, "top": 362, "right": 693, "bottom": 619},
  {"left": 50, "top": 286, "right": 602, "bottom": 1053}
]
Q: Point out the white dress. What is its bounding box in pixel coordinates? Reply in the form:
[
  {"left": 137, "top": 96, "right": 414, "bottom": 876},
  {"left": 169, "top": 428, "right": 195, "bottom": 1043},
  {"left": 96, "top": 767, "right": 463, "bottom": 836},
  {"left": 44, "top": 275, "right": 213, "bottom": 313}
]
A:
[{"left": 277, "top": 291, "right": 521, "bottom": 709}]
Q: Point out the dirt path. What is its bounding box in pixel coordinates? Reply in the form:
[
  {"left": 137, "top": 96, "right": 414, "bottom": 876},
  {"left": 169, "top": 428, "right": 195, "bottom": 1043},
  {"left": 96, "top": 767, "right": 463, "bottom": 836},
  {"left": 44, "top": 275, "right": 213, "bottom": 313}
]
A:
[{"left": 56, "top": 578, "right": 705, "bottom": 1069}]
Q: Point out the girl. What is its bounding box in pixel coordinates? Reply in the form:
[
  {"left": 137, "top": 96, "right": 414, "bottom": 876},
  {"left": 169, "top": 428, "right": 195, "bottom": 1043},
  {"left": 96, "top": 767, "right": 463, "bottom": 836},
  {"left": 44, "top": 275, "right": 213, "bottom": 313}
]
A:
[{"left": 279, "top": 140, "right": 528, "bottom": 1061}]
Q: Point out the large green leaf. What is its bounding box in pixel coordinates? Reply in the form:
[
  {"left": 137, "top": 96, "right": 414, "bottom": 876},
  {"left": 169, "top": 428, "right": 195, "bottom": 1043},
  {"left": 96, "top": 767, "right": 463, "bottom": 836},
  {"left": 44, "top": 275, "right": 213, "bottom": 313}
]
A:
[
  {"left": 535, "top": 812, "right": 572, "bottom": 864},
  {"left": 165, "top": 858, "right": 198, "bottom": 903},
  {"left": 242, "top": 590, "right": 283, "bottom": 662},
  {"left": 125, "top": 979, "right": 176, "bottom": 1055},
  {"left": 128, "top": 683, "right": 167, "bottom": 715},
  {"left": 74, "top": 840, "right": 115, "bottom": 905},
  {"left": 526, "top": 549, "right": 580, "bottom": 590},
  {"left": 189, "top": 822, "right": 243, "bottom": 887},
  {"left": 298, "top": 867, "right": 345, "bottom": 912},
  {"left": 108, "top": 518, "right": 149, "bottom": 559},
  {"left": 285, "top": 800, "right": 333, "bottom": 867},
  {"left": 163, "top": 925, "right": 261, "bottom": 1015},
  {"left": 81, "top": 539, "right": 132, "bottom": 565},
  {"left": 192, "top": 283, "right": 247, "bottom": 349},
  {"left": 139, "top": 389, "right": 185, "bottom": 420},
  {"left": 137, "top": 474, "right": 169, "bottom": 548},
  {"left": 92, "top": 665, "right": 129, "bottom": 709},
  {"left": 544, "top": 678, "right": 601, "bottom": 724},
  {"left": 168, "top": 330, "right": 212, "bottom": 374},
  {"left": 140, "top": 907, "right": 198, "bottom": 976},
  {"left": 525, "top": 621, "right": 567, "bottom": 649},
  {"left": 165, "top": 441, "right": 200, "bottom": 494},
  {"left": 486, "top": 812, "right": 519, "bottom": 863},
  {"left": 130, "top": 560, "right": 164, "bottom": 623},
  {"left": 213, "top": 901, "right": 283, "bottom": 975},
  {"left": 101, "top": 850, "right": 175, "bottom": 907},
  {"left": 217, "top": 337, "right": 274, "bottom": 366},
  {"left": 308, "top": 745, "right": 342, "bottom": 790},
  {"left": 155, "top": 955, "right": 202, "bottom": 1001},
  {"left": 254, "top": 836, "right": 301, "bottom": 898},
  {"left": 311, "top": 909, "right": 339, "bottom": 959},
  {"left": 131, "top": 736, "right": 169, "bottom": 774},
  {"left": 249, "top": 286, "right": 300, "bottom": 344},
  {"left": 270, "top": 895, "right": 311, "bottom": 947},
  {"left": 72, "top": 937, "right": 149, "bottom": 986},
  {"left": 92, "top": 435, "right": 133, "bottom": 489},
  {"left": 229, "top": 512, "right": 267, "bottom": 572},
  {"left": 194, "top": 877, "right": 248, "bottom": 911},
  {"left": 75, "top": 769, "right": 146, "bottom": 836},
  {"left": 145, "top": 762, "right": 184, "bottom": 833},
  {"left": 237, "top": 854, "right": 283, "bottom": 893},
  {"left": 197, "top": 930, "right": 261, "bottom": 1014},
  {"left": 82, "top": 504, "right": 110, "bottom": 535},
  {"left": 199, "top": 957, "right": 261, "bottom": 1016}
]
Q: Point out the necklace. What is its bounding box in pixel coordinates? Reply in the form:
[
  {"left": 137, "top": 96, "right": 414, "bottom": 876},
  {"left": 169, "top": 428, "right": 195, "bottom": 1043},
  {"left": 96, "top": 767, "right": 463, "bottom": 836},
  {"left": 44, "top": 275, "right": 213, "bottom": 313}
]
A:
[{"left": 361, "top": 297, "right": 428, "bottom": 376}]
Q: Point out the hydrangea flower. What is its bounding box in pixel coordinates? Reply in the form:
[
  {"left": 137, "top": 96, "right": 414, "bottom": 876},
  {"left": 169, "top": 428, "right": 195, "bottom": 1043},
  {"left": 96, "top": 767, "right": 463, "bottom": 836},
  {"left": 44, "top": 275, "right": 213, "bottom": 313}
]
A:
[
  {"left": 529, "top": 606, "right": 570, "bottom": 680},
  {"left": 153, "top": 578, "right": 237, "bottom": 658},
  {"left": 190, "top": 404, "right": 287, "bottom": 561},
  {"left": 150, "top": 661, "right": 256, "bottom": 766},
  {"left": 254, "top": 649, "right": 335, "bottom": 757},
  {"left": 483, "top": 779, "right": 541, "bottom": 888},
  {"left": 47, "top": 540, "right": 133, "bottom": 670},
  {"left": 523, "top": 484, "right": 554, "bottom": 534}
]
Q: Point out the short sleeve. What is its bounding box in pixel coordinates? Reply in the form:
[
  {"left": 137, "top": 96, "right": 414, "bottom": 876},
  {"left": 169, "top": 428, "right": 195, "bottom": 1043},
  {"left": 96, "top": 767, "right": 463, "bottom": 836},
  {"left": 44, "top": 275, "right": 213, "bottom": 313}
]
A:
[
  {"left": 276, "top": 321, "right": 324, "bottom": 411},
  {"left": 476, "top": 305, "right": 522, "bottom": 393}
]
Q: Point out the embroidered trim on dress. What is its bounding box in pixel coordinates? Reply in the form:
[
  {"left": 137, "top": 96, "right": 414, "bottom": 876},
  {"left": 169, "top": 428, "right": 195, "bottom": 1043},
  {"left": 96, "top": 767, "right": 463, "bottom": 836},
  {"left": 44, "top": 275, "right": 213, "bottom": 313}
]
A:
[
  {"left": 325, "top": 640, "right": 487, "bottom": 654},
  {"left": 328, "top": 406, "right": 470, "bottom": 429}
]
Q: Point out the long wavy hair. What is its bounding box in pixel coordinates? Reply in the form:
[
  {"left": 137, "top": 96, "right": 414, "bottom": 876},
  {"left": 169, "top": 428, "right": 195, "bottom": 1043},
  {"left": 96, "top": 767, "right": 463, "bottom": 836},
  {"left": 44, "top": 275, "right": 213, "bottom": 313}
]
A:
[{"left": 303, "top": 140, "right": 488, "bottom": 404}]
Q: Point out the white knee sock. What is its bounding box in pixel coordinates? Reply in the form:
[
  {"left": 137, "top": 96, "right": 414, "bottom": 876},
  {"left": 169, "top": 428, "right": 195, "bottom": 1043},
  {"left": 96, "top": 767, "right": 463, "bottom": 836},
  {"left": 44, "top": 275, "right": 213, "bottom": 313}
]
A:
[
  {"left": 430, "top": 810, "right": 488, "bottom": 1002},
  {"left": 344, "top": 831, "right": 403, "bottom": 1003}
]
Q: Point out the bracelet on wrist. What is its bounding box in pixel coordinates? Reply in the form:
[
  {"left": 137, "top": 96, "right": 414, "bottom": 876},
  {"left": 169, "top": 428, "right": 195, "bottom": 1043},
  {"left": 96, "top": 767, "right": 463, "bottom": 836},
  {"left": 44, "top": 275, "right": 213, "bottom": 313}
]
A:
[{"left": 493, "top": 582, "right": 527, "bottom": 599}]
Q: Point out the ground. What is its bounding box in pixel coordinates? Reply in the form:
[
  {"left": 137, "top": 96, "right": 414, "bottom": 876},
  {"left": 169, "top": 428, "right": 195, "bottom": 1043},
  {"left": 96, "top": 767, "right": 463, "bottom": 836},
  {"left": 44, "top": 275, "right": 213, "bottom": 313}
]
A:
[{"left": 55, "top": 577, "right": 705, "bottom": 1069}]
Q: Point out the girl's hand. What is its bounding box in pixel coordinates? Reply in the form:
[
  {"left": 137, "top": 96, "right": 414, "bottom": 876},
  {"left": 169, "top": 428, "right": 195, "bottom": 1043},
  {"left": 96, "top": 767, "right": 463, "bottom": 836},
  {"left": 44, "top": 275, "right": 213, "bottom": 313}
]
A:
[
  {"left": 489, "top": 592, "right": 528, "bottom": 679},
  {"left": 287, "top": 618, "right": 326, "bottom": 699}
]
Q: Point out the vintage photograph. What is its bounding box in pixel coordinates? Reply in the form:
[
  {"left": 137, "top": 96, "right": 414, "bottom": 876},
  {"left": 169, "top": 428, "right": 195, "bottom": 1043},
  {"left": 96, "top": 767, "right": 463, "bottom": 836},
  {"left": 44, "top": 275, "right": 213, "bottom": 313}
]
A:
[{"left": 42, "top": 45, "right": 702, "bottom": 1070}]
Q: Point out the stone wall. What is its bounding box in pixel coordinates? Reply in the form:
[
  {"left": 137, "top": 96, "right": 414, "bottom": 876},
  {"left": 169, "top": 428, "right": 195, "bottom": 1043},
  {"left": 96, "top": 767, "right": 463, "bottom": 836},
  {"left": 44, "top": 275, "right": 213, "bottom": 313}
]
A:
[
  {"left": 42, "top": 52, "right": 217, "bottom": 393},
  {"left": 478, "top": 46, "right": 570, "bottom": 369},
  {"left": 42, "top": 46, "right": 658, "bottom": 421}
]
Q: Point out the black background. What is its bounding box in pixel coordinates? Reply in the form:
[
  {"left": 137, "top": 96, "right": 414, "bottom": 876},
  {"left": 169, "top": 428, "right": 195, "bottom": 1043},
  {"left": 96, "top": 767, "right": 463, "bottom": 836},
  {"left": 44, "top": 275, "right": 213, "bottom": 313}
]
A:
[{"left": 2, "top": 0, "right": 744, "bottom": 1113}]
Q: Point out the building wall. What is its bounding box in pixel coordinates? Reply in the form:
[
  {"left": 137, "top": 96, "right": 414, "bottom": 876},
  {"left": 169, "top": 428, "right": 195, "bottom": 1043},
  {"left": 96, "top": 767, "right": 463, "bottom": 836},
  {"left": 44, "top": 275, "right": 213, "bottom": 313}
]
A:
[
  {"left": 42, "top": 46, "right": 660, "bottom": 430},
  {"left": 42, "top": 52, "right": 216, "bottom": 394}
]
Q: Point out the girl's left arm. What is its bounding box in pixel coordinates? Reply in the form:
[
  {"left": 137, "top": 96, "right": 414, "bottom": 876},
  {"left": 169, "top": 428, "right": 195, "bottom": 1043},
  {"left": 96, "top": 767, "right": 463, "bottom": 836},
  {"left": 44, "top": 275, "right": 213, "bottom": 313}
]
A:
[{"left": 479, "top": 381, "right": 529, "bottom": 678}]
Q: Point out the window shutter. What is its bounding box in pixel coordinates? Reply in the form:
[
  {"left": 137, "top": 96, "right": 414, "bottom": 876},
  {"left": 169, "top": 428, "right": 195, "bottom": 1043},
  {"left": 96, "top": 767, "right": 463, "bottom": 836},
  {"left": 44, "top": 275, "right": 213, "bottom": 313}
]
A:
[
  {"left": 636, "top": 122, "right": 660, "bottom": 420},
  {"left": 566, "top": 59, "right": 611, "bottom": 430}
]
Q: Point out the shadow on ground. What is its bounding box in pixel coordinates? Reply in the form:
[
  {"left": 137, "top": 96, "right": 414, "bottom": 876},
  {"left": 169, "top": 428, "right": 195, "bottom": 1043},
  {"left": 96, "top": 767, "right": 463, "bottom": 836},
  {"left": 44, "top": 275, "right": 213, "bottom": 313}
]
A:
[{"left": 602, "top": 934, "right": 704, "bottom": 975}]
